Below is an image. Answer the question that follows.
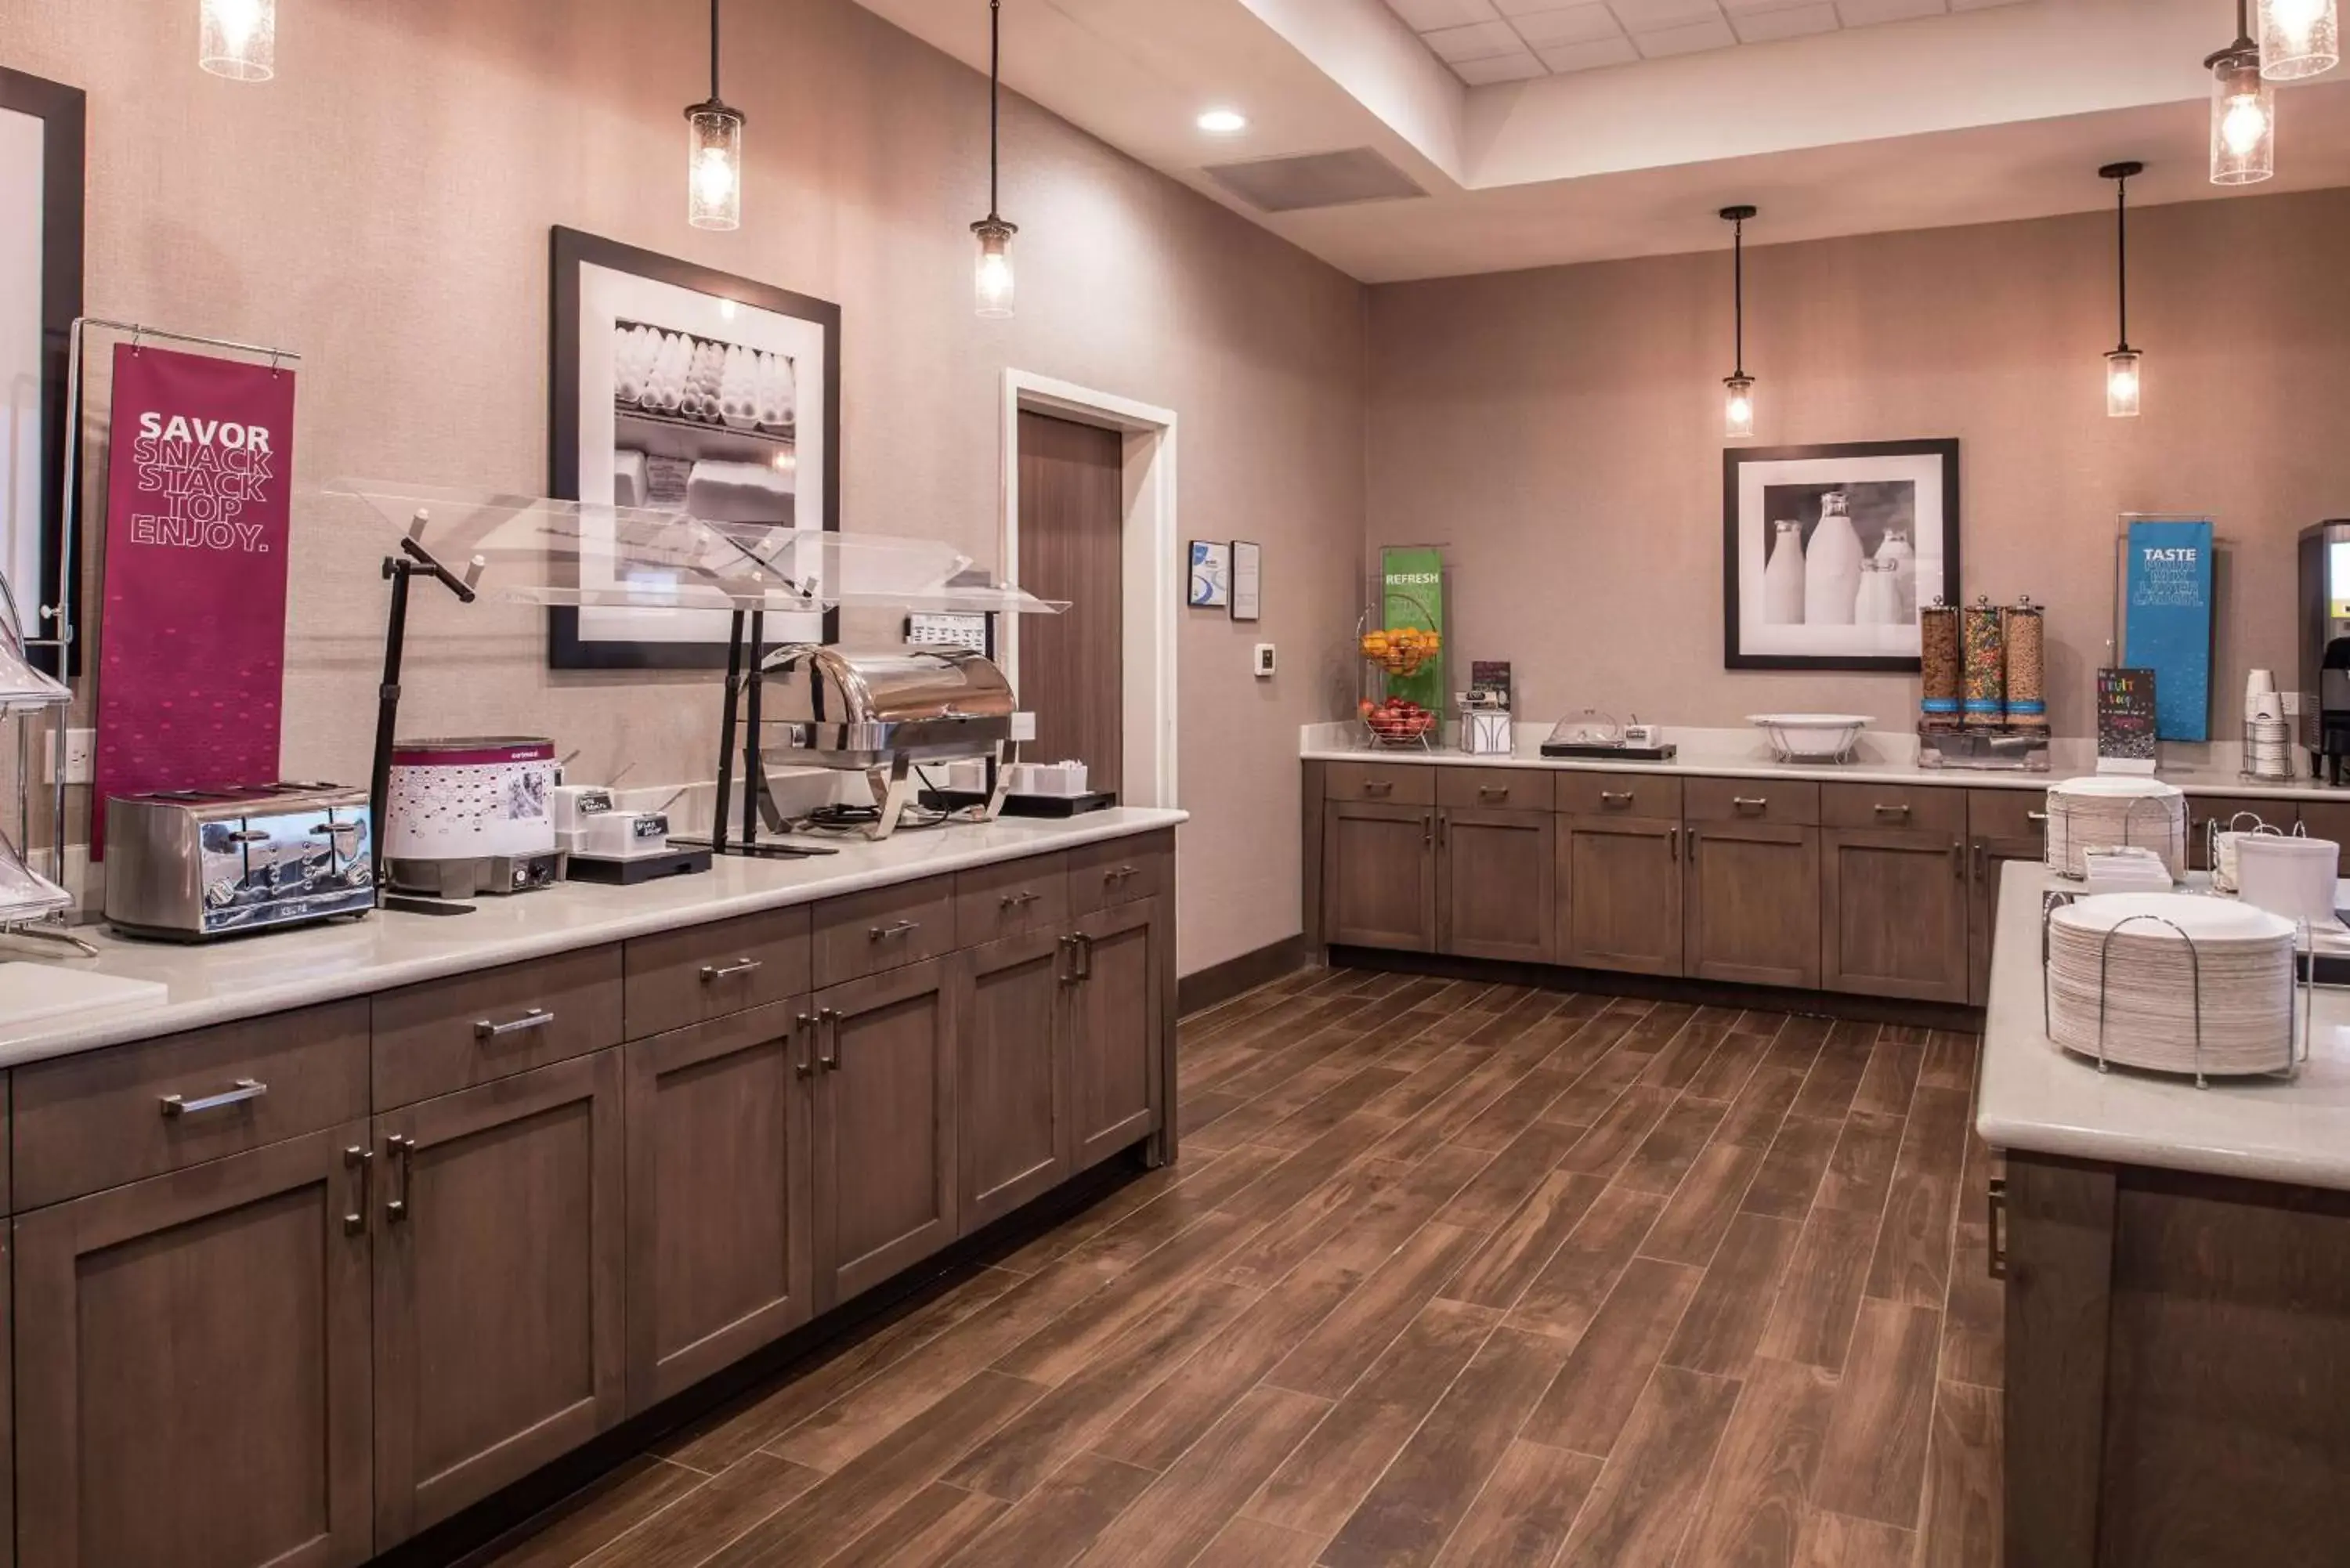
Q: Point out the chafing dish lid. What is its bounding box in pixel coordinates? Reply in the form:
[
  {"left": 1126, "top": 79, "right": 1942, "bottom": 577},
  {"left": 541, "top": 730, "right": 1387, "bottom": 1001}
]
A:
[{"left": 759, "top": 645, "right": 1014, "bottom": 725}]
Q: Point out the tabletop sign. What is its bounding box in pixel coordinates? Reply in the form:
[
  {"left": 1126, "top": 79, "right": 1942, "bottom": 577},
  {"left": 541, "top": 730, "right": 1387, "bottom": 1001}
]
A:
[{"left": 2096, "top": 667, "right": 2158, "bottom": 775}]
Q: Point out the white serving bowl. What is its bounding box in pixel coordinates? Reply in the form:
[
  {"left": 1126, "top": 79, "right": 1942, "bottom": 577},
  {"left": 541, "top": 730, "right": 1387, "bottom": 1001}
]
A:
[{"left": 1747, "top": 714, "right": 1872, "bottom": 764}]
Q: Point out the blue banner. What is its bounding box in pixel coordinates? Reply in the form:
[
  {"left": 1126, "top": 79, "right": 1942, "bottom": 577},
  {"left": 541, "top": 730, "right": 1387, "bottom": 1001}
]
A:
[{"left": 2124, "top": 519, "right": 2214, "bottom": 742}]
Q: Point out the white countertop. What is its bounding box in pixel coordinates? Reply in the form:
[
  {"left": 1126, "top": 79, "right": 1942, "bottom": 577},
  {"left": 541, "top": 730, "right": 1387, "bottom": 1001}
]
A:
[
  {"left": 0, "top": 810, "right": 1184, "bottom": 1071},
  {"left": 1976, "top": 861, "right": 2350, "bottom": 1191},
  {"left": 1301, "top": 721, "right": 2350, "bottom": 804}
]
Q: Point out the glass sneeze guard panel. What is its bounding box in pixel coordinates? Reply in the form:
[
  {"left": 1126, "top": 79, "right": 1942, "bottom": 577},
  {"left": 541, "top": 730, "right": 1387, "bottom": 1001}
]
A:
[{"left": 326, "top": 479, "right": 1067, "bottom": 616}]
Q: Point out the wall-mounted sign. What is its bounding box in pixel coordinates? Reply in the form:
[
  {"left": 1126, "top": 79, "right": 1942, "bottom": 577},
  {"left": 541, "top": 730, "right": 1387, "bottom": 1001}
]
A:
[{"left": 2120, "top": 516, "right": 2214, "bottom": 742}]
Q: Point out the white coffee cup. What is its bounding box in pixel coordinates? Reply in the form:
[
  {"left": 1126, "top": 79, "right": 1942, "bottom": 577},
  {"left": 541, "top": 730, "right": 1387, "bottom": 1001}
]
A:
[
  {"left": 2235, "top": 835, "right": 2340, "bottom": 926},
  {"left": 2247, "top": 668, "right": 2277, "bottom": 697}
]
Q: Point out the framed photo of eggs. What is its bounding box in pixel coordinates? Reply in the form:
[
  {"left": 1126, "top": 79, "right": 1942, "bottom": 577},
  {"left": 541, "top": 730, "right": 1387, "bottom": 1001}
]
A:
[
  {"left": 1722, "top": 439, "right": 1960, "bottom": 673},
  {"left": 548, "top": 227, "right": 840, "bottom": 670}
]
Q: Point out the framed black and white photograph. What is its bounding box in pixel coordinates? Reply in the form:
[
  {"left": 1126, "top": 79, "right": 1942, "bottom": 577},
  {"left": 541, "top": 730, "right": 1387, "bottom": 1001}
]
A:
[
  {"left": 1723, "top": 439, "right": 1959, "bottom": 671},
  {"left": 549, "top": 227, "right": 839, "bottom": 670},
  {"left": 1, "top": 70, "right": 83, "bottom": 676}
]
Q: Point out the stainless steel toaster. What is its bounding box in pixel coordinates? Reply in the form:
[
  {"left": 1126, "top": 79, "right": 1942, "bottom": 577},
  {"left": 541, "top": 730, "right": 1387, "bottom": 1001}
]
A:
[{"left": 105, "top": 783, "right": 376, "bottom": 941}]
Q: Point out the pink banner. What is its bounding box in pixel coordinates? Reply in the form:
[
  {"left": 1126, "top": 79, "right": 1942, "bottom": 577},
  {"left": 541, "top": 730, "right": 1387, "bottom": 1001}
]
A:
[{"left": 92, "top": 343, "right": 295, "bottom": 858}]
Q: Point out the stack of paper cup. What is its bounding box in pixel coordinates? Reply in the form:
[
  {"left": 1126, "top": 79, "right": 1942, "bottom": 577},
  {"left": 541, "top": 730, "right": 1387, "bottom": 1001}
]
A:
[{"left": 2244, "top": 669, "right": 2294, "bottom": 779}]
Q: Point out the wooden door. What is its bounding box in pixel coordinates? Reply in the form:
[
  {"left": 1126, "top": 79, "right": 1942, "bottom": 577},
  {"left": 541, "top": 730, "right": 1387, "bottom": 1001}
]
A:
[
  {"left": 374, "top": 1051, "right": 625, "bottom": 1546},
  {"left": 1687, "top": 822, "right": 1822, "bottom": 989},
  {"left": 1560, "top": 816, "right": 1684, "bottom": 976},
  {"left": 1821, "top": 828, "right": 1971, "bottom": 1002},
  {"left": 1437, "top": 807, "right": 1555, "bottom": 962},
  {"left": 1072, "top": 899, "right": 1164, "bottom": 1172},
  {"left": 16, "top": 1125, "right": 375, "bottom": 1568},
  {"left": 1322, "top": 800, "right": 1437, "bottom": 950},
  {"left": 813, "top": 959, "right": 958, "bottom": 1308},
  {"left": 956, "top": 930, "right": 1072, "bottom": 1229},
  {"left": 622, "top": 1002, "right": 815, "bottom": 1413},
  {"left": 1018, "top": 410, "right": 1124, "bottom": 794}
]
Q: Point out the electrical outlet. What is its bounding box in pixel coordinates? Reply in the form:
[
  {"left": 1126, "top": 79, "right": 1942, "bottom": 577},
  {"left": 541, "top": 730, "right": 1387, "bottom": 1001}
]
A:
[
  {"left": 2282, "top": 691, "right": 2305, "bottom": 717},
  {"left": 45, "top": 727, "right": 94, "bottom": 786}
]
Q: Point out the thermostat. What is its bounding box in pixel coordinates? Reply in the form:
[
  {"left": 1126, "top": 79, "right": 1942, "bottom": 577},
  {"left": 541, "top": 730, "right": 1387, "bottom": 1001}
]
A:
[{"left": 1253, "top": 643, "right": 1277, "bottom": 677}]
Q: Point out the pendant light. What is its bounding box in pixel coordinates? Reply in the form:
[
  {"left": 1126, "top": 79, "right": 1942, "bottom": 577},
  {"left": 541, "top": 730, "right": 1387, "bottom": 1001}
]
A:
[
  {"left": 685, "top": 0, "right": 745, "bottom": 230},
  {"left": 198, "top": 0, "right": 275, "bottom": 81},
  {"left": 2100, "top": 162, "right": 2145, "bottom": 419},
  {"left": 2258, "top": 0, "right": 2339, "bottom": 79},
  {"left": 1720, "top": 205, "right": 1757, "bottom": 441},
  {"left": 2208, "top": 1, "right": 2276, "bottom": 185},
  {"left": 971, "top": 0, "right": 1018, "bottom": 319}
]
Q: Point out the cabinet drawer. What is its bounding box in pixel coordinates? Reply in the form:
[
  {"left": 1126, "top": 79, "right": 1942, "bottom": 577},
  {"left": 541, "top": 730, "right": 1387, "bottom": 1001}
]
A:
[
  {"left": 1069, "top": 832, "right": 1172, "bottom": 917},
  {"left": 1323, "top": 761, "right": 1435, "bottom": 806},
  {"left": 624, "top": 905, "right": 812, "bottom": 1039},
  {"left": 1555, "top": 772, "right": 1683, "bottom": 820},
  {"left": 955, "top": 852, "right": 1072, "bottom": 946},
  {"left": 1968, "top": 787, "right": 2050, "bottom": 844},
  {"left": 373, "top": 945, "right": 624, "bottom": 1110},
  {"left": 1686, "top": 776, "right": 1820, "bottom": 826},
  {"left": 813, "top": 876, "right": 957, "bottom": 988},
  {"left": 1822, "top": 781, "right": 1966, "bottom": 835},
  {"left": 14, "top": 1000, "right": 370, "bottom": 1210},
  {"left": 1437, "top": 768, "right": 1552, "bottom": 811}
]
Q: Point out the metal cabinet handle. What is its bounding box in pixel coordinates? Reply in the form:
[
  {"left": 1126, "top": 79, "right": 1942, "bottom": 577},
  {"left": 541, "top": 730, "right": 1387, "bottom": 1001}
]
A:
[
  {"left": 794, "top": 1013, "right": 817, "bottom": 1077},
  {"left": 1437, "top": 815, "right": 1448, "bottom": 847},
  {"left": 1732, "top": 796, "right": 1768, "bottom": 812},
  {"left": 1668, "top": 826, "right": 1679, "bottom": 861},
  {"left": 1600, "top": 789, "right": 1634, "bottom": 806},
  {"left": 1987, "top": 1177, "right": 2008, "bottom": 1279},
  {"left": 700, "top": 958, "right": 765, "bottom": 982},
  {"left": 1073, "top": 932, "right": 1094, "bottom": 980},
  {"left": 868, "top": 919, "right": 920, "bottom": 941},
  {"left": 2026, "top": 810, "right": 2048, "bottom": 824},
  {"left": 1423, "top": 813, "right": 1434, "bottom": 847},
  {"left": 1971, "top": 841, "right": 1987, "bottom": 883},
  {"left": 385, "top": 1133, "right": 415, "bottom": 1222},
  {"left": 160, "top": 1078, "right": 267, "bottom": 1118},
  {"left": 1873, "top": 803, "right": 1911, "bottom": 818},
  {"left": 344, "top": 1145, "right": 372, "bottom": 1236},
  {"left": 1364, "top": 779, "right": 1394, "bottom": 797},
  {"left": 999, "top": 890, "right": 1042, "bottom": 910},
  {"left": 1950, "top": 840, "right": 1965, "bottom": 879},
  {"left": 817, "top": 1008, "right": 843, "bottom": 1071},
  {"left": 1106, "top": 865, "right": 1138, "bottom": 882},
  {"left": 1478, "top": 785, "right": 1509, "bottom": 800},
  {"left": 475, "top": 1008, "right": 554, "bottom": 1040},
  {"left": 1687, "top": 829, "right": 1701, "bottom": 860}
]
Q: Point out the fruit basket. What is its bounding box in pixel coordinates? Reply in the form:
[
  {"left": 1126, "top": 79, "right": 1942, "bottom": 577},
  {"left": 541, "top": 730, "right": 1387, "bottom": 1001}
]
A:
[
  {"left": 1358, "top": 624, "right": 1441, "bottom": 676},
  {"left": 1361, "top": 696, "right": 1438, "bottom": 748}
]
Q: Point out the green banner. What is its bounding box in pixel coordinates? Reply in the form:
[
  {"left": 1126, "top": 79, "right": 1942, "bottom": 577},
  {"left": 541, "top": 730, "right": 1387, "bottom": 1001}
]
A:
[{"left": 1379, "top": 546, "right": 1445, "bottom": 721}]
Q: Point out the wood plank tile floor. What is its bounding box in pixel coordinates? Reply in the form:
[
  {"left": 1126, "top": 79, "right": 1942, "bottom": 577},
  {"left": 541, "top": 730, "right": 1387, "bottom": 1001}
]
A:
[{"left": 475, "top": 970, "right": 2004, "bottom": 1568}]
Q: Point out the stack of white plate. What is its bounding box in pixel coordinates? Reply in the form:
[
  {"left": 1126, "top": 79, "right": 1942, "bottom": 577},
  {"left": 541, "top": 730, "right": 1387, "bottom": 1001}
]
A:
[
  {"left": 2044, "top": 777, "right": 2187, "bottom": 881},
  {"left": 2045, "top": 893, "right": 2297, "bottom": 1076}
]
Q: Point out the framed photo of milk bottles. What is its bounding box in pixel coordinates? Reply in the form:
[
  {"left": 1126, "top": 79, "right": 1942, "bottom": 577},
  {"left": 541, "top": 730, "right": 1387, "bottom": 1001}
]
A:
[{"left": 1723, "top": 439, "right": 1960, "bottom": 671}]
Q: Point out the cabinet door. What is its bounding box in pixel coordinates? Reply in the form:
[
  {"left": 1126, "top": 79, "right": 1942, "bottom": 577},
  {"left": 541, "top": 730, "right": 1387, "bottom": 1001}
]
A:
[
  {"left": 1822, "top": 828, "right": 1971, "bottom": 1002},
  {"left": 374, "top": 1051, "right": 626, "bottom": 1546},
  {"left": 813, "top": 959, "right": 958, "bottom": 1308},
  {"left": 16, "top": 1125, "right": 374, "bottom": 1568},
  {"left": 1072, "top": 900, "right": 1165, "bottom": 1173},
  {"left": 2291, "top": 800, "right": 2350, "bottom": 850},
  {"left": 623, "top": 1003, "right": 815, "bottom": 1413},
  {"left": 2185, "top": 793, "right": 2295, "bottom": 870},
  {"left": 1969, "top": 833, "right": 2045, "bottom": 1007},
  {"left": 1438, "top": 807, "right": 1555, "bottom": 962},
  {"left": 1687, "top": 823, "right": 1821, "bottom": 989},
  {"left": 1560, "top": 816, "right": 1684, "bottom": 976},
  {"left": 1322, "top": 801, "right": 1437, "bottom": 950},
  {"left": 956, "top": 931, "right": 1072, "bottom": 1230}
]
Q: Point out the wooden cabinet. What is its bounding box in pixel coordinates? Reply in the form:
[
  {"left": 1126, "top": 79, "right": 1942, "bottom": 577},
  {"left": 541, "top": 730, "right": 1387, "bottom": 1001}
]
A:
[
  {"left": 1070, "top": 900, "right": 1164, "bottom": 1171},
  {"left": 371, "top": 946, "right": 624, "bottom": 1111},
  {"left": 16, "top": 1125, "right": 375, "bottom": 1568},
  {"left": 956, "top": 931, "right": 1072, "bottom": 1229},
  {"left": 1322, "top": 800, "right": 1437, "bottom": 950},
  {"left": 372, "top": 1051, "right": 626, "bottom": 1546},
  {"left": 1437, "top": 807, "right": 1554, "bottom": 963},
  {"left": 622, "top": 1003, "right": 814, "bottom": 1413},
  {"left": 2290, "top": 799, "right": 2350, "bottom": 849},
  {"left": 1821, "top": 826, "right": 1971, "bottom": 1002},
  {"left": 2184, "top": 793, "right": 2294, "bottom": 870},
  {"left": 811, "top": 959, "right": 958, "bottom": 1309},
  {"left": 1969, "top": 789, "right": 2048, "bottom": 1008},
  {"left": 1686, "top": 822, "right": 1820, "bottom": 989},
  {"left": 623, "top": 905, "right": 812, "bottom": 1039},
  {"left": 1559, "top": 815, "right": 1683, "bottom": 977}
]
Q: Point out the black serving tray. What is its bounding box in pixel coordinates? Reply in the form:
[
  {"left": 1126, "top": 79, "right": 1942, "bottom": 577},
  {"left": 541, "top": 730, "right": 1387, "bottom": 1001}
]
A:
[
  {"left": 566, "top": 847, "right": 713, "bottom": 885},
  {"left": 919, "top": 789, "right": 1118, "bottom": 818},
  {"left": 1540, "top": 742, "right": 1679, "bottom": 761}
]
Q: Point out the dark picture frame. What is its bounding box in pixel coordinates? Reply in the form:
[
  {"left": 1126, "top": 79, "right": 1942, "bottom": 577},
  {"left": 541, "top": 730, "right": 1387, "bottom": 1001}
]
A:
[
  {"left": 1723, "top": 438, "right": 1960, "bottom": 673},
  {"left": 548, "top": 226, "right": 840, "bottom": 670},
  {"left": 1, "top": 69, "right": 85, "bottom": 677}
]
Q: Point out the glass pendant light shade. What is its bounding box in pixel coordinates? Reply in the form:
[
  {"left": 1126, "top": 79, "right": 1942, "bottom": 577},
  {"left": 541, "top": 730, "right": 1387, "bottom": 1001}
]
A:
[
  {"left": 2105, "top": 351, "right": 2143, "bottom": 418},
  {"left": 199, "top": 0, "right": 276, "bottom": 81},
  {"left": 2259, "top": 0, "right": 2340, "bottom": 78},
  {"left": 2210, "top": 49, "right": 2276, "bottom": 183},
  {"left": 1723, "top": 375, "right": 1756, "bottom": 440},
  {"left": 972, "top": 220, "right": 1017, "bottom": 320},
  {"left": 686, "top": 105, "right": 744, "bottom": 230}
]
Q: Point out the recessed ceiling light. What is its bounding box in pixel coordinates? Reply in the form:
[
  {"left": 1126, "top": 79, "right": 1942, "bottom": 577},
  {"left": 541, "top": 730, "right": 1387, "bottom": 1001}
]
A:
[{"left": 1197, "top": 108, "right": 1248, "bottom": 133}]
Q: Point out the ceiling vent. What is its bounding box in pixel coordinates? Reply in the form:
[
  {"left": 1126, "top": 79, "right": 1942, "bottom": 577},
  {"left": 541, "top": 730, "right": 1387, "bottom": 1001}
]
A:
[{"left": 1202, "top": 148, "right": 1426, "bottom": 213}]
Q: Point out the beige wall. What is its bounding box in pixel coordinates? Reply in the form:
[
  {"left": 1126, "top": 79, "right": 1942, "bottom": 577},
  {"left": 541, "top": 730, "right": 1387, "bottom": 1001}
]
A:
[
  {"left": 1367, "top": 189, "right": 2350, "bottom": 742},
  {"left": 7, "top": 0, "right": 1369, "bottom": 974}
]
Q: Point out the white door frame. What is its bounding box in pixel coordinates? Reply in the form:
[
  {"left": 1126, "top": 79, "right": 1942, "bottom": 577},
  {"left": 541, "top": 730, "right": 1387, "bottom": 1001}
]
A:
[{"left": 998, "top": 370, "right": 1179, "bottom": 811}]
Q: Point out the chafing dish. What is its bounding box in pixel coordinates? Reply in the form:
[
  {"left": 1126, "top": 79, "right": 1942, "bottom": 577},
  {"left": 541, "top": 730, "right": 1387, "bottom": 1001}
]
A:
[{"left": 757, "top": 644, "right": 1015, "bottom": 837}]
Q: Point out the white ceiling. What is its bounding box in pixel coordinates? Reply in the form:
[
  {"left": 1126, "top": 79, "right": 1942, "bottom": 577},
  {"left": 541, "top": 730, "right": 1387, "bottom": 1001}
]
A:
[
  {"left": 1383, "top": 0, "right": 2032, "bottom": 84},
  {"left": 847, "top": 0, "right": 2350, "bottom": 282}
]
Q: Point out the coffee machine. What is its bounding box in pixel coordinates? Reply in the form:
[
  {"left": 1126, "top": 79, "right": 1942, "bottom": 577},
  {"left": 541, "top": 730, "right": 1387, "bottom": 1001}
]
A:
[{"left": 2298, "top": 522, "right": 2350, "bottom": 784}]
